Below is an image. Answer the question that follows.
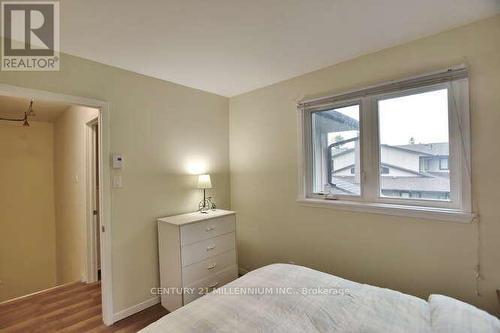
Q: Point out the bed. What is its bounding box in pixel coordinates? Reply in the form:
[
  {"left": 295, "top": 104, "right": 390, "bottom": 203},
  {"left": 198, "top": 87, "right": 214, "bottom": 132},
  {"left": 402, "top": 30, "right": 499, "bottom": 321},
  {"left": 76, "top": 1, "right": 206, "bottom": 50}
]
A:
[{"left": 141, "top": 263, "right": 500, "bottom": 332}]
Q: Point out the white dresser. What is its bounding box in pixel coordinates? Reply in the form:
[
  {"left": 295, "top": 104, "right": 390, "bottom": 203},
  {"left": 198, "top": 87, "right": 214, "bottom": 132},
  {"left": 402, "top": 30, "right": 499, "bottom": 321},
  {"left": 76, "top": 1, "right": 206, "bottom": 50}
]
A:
[{"left": 157, "top": 209, "right": 238, "bottom": 311}]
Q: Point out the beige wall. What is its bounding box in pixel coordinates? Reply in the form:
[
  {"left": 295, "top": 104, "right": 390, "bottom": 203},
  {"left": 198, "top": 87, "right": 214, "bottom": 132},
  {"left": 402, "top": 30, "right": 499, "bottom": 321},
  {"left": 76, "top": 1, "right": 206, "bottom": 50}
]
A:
[
  {"left": 0, "top": 49, "right": 230, "bottom": 313},
  {"left": 229, "top": 15, "right": 500, "bottom": 315},
  {"left": 0, "top": 122, "right": 57, "bottom": 301},
  {"left": 54, "top": 106, "right": 99, "bottom": 284}
]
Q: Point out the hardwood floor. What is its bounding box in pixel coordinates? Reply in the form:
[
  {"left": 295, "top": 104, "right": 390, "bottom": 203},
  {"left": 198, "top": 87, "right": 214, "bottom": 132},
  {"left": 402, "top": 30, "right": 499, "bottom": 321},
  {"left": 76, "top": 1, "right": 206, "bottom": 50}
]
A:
[{"left": 0, "top": 282, "right": 168, "bottom": 332}]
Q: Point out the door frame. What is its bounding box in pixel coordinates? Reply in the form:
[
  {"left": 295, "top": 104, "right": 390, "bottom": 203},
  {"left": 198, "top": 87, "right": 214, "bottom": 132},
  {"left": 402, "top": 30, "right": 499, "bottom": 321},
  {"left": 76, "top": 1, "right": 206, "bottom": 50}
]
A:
[
  {"left": 0, "top": 83, "right": 114, "bottom": 326},
  {"left": 85, "top": 118, "right": 99, "bottom": 283}
]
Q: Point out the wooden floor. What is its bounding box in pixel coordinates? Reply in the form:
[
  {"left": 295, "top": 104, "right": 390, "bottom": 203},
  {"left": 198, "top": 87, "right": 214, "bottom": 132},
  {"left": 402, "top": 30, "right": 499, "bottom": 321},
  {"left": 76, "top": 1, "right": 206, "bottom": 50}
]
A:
[{"left": 0, "top": 282, "right": 168, "bottom": 332}]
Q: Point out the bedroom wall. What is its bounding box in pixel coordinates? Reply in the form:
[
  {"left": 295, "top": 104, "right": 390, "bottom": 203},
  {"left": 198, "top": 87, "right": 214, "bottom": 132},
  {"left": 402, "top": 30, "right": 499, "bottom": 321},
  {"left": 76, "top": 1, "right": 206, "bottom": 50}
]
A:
[
  {"left": 54, "top": 106, "right": 99, "bottom": 284},
  {"left": 229, "top": 15, "right": 500, "bottom": 315},
  {"left": 0, "top": 122, "right": 57, "bottom": 302},
  {"left": 0, "top": 50, "right": 230, "bottom": 315}
]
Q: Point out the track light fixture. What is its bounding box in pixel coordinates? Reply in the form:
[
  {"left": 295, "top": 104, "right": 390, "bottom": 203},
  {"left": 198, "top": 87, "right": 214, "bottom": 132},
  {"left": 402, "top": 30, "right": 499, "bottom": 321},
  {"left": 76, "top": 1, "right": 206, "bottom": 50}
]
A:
[{"left": 0, "top": 99, "right": 35, "bottom": 126}]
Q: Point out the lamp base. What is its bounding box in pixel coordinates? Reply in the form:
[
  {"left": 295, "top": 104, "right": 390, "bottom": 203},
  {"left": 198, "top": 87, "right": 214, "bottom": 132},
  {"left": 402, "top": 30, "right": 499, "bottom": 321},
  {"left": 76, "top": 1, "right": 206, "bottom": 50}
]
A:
[{"left": 198, "top": 197, "right": 215, "bottom": 213}]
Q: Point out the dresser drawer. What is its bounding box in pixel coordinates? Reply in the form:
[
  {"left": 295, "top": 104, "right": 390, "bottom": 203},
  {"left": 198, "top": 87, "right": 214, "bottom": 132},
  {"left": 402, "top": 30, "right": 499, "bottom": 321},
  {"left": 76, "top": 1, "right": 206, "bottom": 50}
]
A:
[
  {"left": 183, "top": 265, "right": 238, "bottom": 305},
  {"left": 182, "top": 250, "right": 236, "bottom": 286},
  {"left": 181, "top": 232, "right": 235, "bottom": 267},
  {"left": 180, "top": 214, "right": 235, "bottom": 246}
]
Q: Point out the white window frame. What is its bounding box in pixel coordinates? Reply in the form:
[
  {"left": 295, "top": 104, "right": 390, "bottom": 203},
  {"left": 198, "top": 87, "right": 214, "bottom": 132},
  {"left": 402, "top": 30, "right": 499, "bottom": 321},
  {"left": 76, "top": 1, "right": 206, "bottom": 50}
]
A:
[{"left": 297, "top": 67, "right": 474, "bottom": 223}]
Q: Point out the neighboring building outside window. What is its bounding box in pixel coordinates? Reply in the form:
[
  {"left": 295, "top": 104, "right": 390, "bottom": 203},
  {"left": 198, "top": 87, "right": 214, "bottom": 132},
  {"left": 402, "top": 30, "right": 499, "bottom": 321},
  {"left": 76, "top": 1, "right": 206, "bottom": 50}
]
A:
[{"left": 331, "top": 141, "right": 451, "bottom": 200}]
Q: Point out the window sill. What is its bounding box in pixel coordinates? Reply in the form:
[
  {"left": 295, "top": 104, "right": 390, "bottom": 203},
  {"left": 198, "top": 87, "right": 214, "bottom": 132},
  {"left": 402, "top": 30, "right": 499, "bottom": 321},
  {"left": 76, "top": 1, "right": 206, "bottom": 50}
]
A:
[{"left": 297, "top": 198, "right": 475, "bottom": 223}]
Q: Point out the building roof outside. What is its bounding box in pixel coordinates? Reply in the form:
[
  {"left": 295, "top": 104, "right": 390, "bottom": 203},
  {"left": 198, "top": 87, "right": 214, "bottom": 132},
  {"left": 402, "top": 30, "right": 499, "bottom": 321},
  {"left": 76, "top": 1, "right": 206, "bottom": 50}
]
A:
[
  {"left": 396, "top": 142, "right": 449, "bottom": 156},
  {"left": 333, "top": 142, "right": 449, "bottom": 158}
]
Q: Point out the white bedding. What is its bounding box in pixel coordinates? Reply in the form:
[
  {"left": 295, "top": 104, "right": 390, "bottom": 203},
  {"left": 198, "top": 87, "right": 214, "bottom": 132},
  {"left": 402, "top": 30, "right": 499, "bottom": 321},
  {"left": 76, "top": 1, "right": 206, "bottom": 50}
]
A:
[
  {"left": 429, "top": 294, "right": 500, "bottom": 333},
  {"left": 141, "top": 263, "right": 433, "bottom": 332}
]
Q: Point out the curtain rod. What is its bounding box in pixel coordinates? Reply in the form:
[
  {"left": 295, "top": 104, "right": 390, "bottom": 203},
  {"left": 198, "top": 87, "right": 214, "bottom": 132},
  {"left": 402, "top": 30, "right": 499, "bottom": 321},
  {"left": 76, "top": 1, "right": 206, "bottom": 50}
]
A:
[{"left": 298, "top": 65, "right": 468, "bottom": 110}]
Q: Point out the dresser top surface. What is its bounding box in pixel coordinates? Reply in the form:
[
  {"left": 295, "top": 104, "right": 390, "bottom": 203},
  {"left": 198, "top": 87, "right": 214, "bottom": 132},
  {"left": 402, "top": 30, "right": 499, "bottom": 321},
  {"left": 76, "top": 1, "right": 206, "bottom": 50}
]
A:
[{"left": 158, "top": 209, "right": 235, "bottom": 226}]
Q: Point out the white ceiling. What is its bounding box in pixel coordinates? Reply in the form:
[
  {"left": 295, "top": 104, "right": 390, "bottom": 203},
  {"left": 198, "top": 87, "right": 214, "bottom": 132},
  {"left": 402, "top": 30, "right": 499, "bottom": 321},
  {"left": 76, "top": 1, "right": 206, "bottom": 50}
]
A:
[
  {"left": 60, "top": 0, "right": 500, "bottom": 97},
  {"left": 0, "top": 95, "right": 71, "bottom": 122}
]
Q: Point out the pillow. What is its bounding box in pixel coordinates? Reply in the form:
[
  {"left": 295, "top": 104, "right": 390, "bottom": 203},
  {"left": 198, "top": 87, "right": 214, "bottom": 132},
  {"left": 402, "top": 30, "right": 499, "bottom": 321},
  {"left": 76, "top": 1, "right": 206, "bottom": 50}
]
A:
[{"left": 429, "top": 294, "right": 500, "bottom": 333}]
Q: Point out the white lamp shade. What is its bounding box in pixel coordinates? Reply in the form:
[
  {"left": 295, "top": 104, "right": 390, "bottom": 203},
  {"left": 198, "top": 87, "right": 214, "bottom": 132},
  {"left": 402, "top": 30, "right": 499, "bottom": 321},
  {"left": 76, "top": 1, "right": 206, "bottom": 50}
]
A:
[{"left": 197, "top": 174, "right": 212, "bottom": 189}]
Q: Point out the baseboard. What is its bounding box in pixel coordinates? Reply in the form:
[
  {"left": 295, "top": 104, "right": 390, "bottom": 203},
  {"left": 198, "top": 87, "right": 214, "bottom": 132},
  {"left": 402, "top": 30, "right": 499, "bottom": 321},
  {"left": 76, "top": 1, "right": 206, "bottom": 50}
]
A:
[
  {"left": 112, "top": 296, "right": 160, "bottom": 323},
  {"left": 112, "top": 268, "right": 249, "bottom": 323},
  {"left": 238, "top": 266, "right": 249, "bottom": 276},
  {"left": 0, "top": 281, "right": 81, "bottom": 306}
]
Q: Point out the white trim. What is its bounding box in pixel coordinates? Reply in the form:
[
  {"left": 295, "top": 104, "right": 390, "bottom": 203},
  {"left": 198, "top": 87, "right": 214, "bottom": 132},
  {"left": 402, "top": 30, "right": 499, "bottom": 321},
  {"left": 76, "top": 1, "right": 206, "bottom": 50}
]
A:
[
  {"left": 0, "top": 281, "right": 81, "bottom": 305},
  {"left": 113, "top": 296, "right": 160, "bottom": 323},
  {"left": 362, "top": 96, "right": 378, "bottom": 202},
  {"left": 451, "top": 78, "right": 472, "bottom": 213},
  {"left": 85, "top": 119, "right": 99, "bottom": 283},
  {"left": 297, "top": 198, "right": 475, "bottom": 223},
  {"left": 296, "top": 105, "right": 307, "bottom": 201},
  {"left": 0, "top": 83, "right": 114, "bottom": 326}
]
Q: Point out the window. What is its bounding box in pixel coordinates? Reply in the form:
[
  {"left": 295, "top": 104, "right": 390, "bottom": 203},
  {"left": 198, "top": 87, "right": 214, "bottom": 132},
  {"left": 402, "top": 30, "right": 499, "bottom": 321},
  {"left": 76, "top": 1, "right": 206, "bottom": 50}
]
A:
[
  {"left": 378, "top": 89, "right": 450, "bottom": 201},
  {"left": 440, "top": 157, "right": 449, "bottom": 170},
  {"left": 311, "top": 105, "right": 360, "bottom": 196},
  {"left": 299, "top": 67, "right": 472, "bottom": 221},
  {"left": 420, "top": 158, "right": 430, "bottom": 172}
]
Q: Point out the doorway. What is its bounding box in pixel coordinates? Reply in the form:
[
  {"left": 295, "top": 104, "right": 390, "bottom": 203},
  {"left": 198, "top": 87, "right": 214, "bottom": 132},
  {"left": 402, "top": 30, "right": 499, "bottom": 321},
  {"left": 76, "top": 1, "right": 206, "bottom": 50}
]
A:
[{"left": 0, "top": 84, "right": 113, "bottom": 325}]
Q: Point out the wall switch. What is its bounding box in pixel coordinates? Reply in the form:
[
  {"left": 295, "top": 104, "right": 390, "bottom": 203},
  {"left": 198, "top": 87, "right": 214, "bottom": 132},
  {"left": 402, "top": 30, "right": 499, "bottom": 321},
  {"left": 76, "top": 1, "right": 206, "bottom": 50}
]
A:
[{"left": 112, "top": 175, "right": 122, "bottom": 188}]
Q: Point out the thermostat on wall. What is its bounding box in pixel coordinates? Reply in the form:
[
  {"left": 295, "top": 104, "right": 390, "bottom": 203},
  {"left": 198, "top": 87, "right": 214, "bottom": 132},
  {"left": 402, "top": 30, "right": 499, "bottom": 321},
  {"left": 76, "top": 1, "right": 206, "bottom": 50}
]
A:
[{"left": 112, "top": 154, "right": 123, "bottom": 169}]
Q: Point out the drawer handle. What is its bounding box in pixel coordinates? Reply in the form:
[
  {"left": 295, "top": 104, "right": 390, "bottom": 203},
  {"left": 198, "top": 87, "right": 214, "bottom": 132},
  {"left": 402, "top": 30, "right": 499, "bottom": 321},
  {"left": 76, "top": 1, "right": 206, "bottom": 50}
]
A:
[
  {"left": 205, "top": 226, "right": 216, "bottom": 231},
  {"left": 206, "top": 245, "right": 216, "bottom": 251},
  {"left": 207, "top": 263, "right": 217, "bottom": 270},
  {"left": 208, "top": 282, "right": 219, "bottom": 288}
]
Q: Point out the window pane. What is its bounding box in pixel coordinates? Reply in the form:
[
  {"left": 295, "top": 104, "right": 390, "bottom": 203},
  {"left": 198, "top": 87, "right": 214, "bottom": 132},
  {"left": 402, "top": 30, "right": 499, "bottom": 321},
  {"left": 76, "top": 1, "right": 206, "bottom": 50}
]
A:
[
  {"left": 311, "top": 105, "right": 360, "bottom": 195},
  {"left": 378, "top": 89, "right": 450, "bottom": 201}
]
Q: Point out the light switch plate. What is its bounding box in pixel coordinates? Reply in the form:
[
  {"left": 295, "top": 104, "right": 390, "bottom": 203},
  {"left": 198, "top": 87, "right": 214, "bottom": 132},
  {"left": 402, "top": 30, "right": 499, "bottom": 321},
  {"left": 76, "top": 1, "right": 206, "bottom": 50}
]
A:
[{"left": 112, "top": 175, "right": 122, "bottom": 188}]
